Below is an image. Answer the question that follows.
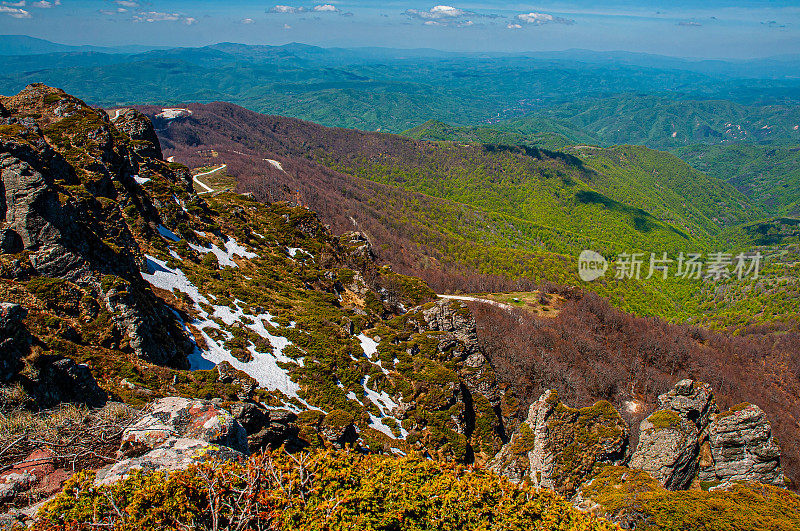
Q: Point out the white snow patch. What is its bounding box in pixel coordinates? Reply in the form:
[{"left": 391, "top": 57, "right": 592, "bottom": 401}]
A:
[
  {"left": 169, "top": 249, "right": 183, "bottom": 261},
  {"left": 141, "top": 255, "right": 209, "bottom": 306},
  {"left": 253, "top": 231, "right": 266, "bottom": 239},
  {"left": 358, "top": 333, "right": 378, "bottom": 358},
  {"left": 157, "top": 224, "right": 181, "bottom": 242},
  {"left": 189, "top": 236, "right": 258, "bottom": 268},
  {"left": 362, "top": 375, "right": 398, "bottom": 416},
  {"left": 133, "top": 175, "right": 150, "bottom": 185},
  {"left": 287, "top": 247, "right": 310, "bottom": 258}
]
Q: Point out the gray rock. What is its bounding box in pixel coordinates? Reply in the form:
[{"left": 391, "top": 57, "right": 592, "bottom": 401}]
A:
[
  {"left": 657, "top": 379, "right": 716, "bottom": 431},
  {"left": 489, "top": 390, "right": 628, "bottom": 495},
  {"left": 119, "top": 397, "right": 248, "bottom": 458},
  {"left": 34, "top": 357, "right": 107, "bottom": 408}
]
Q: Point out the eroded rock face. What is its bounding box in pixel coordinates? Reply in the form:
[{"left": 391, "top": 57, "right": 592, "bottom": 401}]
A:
[
  {"left": 699, "top": 404, "right": 784, "bottom": 487},
  {"left": 33, "top": 356, "right": 107, "bottom": 408},
  {"left": 489, "top": 390, "right": 628, "bottom": 496},
  {"left": 228, "top": 402, "right": 301, "bottom": 451},
  {"left": 119, "top": 397, "right": 248, "bottom": 458},
  {"left": 630, "top": 380, "right": 784, "bottom": 491}
]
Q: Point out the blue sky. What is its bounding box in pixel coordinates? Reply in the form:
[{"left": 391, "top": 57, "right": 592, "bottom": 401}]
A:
[{"left": 0, "top": 1, "right": 798, "bottom": 58}]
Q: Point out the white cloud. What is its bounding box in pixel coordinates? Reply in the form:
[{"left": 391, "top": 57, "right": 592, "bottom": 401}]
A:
[
  {"left": 115, "top": 0, "right": 138, "bottom": 6},
  {"left": 677, "top": 20, "right": 702, "bottom": 27},
  {"left": 283, "top": 23, "right": 292, "bottom": 29},
  {"left": 406, "top": 5, "right": 466, "bottom": 20},
  {"left": 0, "top": 5, "right": 30, "bottom": 17},
  {"left": 405, "top": 5, "right": 496, "bottom": 26},
  {"left": 507, "top": 23, "right": 522, "bottom": 29},
  {"left": 313, "top": 4, "right": 338, "bottom": 12},
  {"left": 268, "top": 5, "right": 306, "bottom": 14},
  {"left": 31, "top": 0, "right": 59, "bottom": 7},
  {"left": 3, "top": 1, "right": 26, "bottom": 7},
  {"left": 133, "top": 11, "right": 197, "bottom": 24},
  {"left": 241, "top": 17, "right": 255, "bottom": 24},
  {"left": 516, "top": 11, "right": 575, "bottom": 26}
]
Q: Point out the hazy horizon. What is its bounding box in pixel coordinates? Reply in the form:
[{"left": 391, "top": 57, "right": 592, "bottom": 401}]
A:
[{"left": 0, "top": 1, "right": 798, "bottom": 60}]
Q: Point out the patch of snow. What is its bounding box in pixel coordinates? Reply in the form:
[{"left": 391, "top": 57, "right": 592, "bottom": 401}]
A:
[
  {"left": 347, "top": 391, "right": 358, "bottom": 401},
  {"left": 133, "top": 175, "right": 151, "bottom": 185},
  {"left": 362, "top": 375, "right": 398, "bottom": 416},
  {"left": 189, "top": 236, "right": 258, "bottom": 268},
  {"left": 287, "top": 247, "right": 310, "bottom": 258},
  {"left": 157, "top": 224, "right": 181, "bottom": 242},
  {"left": 253, "top": 231, "right": 266, "bottom": 239},
  {"left": 169, "top": 249, "right": 183, "bottom": 261},
  {"left": 358, "top": 333, "right": 378, "bottom": 359},
  {"left": 141, "top": 255, "right": 208, "bottom": 306}
]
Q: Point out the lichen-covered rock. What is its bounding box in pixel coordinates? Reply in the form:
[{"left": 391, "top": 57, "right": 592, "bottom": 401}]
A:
[
  {"left": 119, "top": 397, "right": 248, "bottom": 457},
  {"left": 96, "top": 438, "right": 244, "bottom": 486},
  {"left": 629, "top": 379, "right": 718, "bottom": 490},
  {"left": 656, "top": 379, "right": 716, "bottom": 431},
  {"left": 489, "top": 390, "right": 628, "bottom": 496},
  {"left": 699, "top": 403, "right": 784, "bottom": 486},
  {"left": 319, "top": 410, "right": 358, "bottom": 450}
]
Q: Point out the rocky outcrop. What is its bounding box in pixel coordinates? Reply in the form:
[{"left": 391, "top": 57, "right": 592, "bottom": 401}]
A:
[
  {"left": 1, "top": 84, "right": 193, "bottom": 367},
  {"left": 96, "top": 397, "right": 248, "bottom": 485},
  {"left": 111, "top": 109, "right": 163, "bottom": 160},
  {"left": 630, "top": 380, "right": 784, "bottom": 490},
  {"left": 489, "top": 390, "right": 628, "bottom": 496},
  {"left": 629, "top": 379, "right": 716, "bottom": 490},
  {"left": 699, "top": 404, "right": 784, "bottom": 487},
  {"left": 0, "top": 302, "right": 28, "bottom": 381},
  {"left": 32, "top": 356, "right": 107, "bottom": 408}
]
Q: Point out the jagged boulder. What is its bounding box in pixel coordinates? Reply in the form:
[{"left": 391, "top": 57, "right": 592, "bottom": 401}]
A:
[
  {"left": 489, "top": 390, "right": 628, "bottom": 496},
  {"left": 1, "top": 85, "right": 194, "bottom": 368},
  {"left": 699, "top": 403, "right": 784, "bottom": 487},
  {"left": 0, "top": 302, "right": 28, "bottom": 381},
  {"left": 629, "top": 379, "right": 717, "bottom": 490},
  {"left": 119, "top": 397, "right": 248, "bottom": 458},
  {"left": 656, "top": 379, "right": 716, "bottom": 431}
]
